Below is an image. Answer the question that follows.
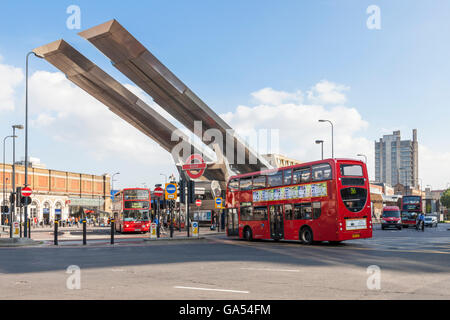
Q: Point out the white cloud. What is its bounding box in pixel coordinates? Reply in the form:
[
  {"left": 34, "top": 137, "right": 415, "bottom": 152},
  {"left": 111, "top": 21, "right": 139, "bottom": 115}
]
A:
[
  {"left": 28, "top": 70, "right": 174, "bottom": 169},
  {"left": 222, "top": 83, "right": 374, "bottom": 179},
  {"left": 307, "top": 80, "right": 349, "bottom": 105},
  {"left": 0, "top": 57, "right": 23, "bottom": 112},
  {"left": 419, "top": 145, "right": 450, "bottom": 190},
  {"left": 251, "top": 87, "right": 303, "bottom": 105}
]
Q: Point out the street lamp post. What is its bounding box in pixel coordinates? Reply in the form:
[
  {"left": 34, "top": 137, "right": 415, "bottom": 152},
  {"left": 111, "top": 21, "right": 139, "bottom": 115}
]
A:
[
  {"left": 10, "top": 125, "right": 24, "bottom": 238},
  {"left": 24, "top": 51, "right": 42, "bottom": 238},
  {"left": 160, "top": 173, "right": 167, "bottom": 185},
  {"left": 315, "top": 140, "right": 324, "bottom": 160},
  {"left": 319, "top": 120, "right": 334, "bottom": 158},
  {"left": 357, "top": 154, "right": 367, "bottom": 164},
  {"left": 111, "top": 172, "right": 120, "bottom": 199},
  {"left": 2, "top": 135, "right": 17, "bottom": 225}
]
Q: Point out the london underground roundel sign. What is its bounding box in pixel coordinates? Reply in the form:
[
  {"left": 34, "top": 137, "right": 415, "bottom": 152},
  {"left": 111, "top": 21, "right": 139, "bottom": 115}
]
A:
[{"left": 182, "top": 154, "right": 206, "bottom": 179}]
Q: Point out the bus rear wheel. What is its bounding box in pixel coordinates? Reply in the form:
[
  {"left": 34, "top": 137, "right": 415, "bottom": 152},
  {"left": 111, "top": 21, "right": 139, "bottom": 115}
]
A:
[{"left": 300, "top": 227, "right": 314, "bottom": 245}]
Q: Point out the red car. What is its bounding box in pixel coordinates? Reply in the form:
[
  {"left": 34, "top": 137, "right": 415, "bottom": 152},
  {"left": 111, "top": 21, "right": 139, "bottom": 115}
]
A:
[{"left": 381, "top": 206, "right": 402, "bottom": 230}]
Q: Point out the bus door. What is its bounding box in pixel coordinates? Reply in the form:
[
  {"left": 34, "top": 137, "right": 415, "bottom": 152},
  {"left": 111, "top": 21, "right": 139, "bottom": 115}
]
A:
[
  {"left": 226, "top": 208, "right": 239, "bottom": 236},
  {"left": 269, "top": 205, "right": 284, "bottom": 240}
]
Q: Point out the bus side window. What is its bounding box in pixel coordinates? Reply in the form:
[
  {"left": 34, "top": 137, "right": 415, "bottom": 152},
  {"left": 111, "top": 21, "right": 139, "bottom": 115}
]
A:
[
  {"left": 253, "top": 175, "right": 266, "bottom": 189},
  {"left": 301, "top": 203, "right": 312, "bottom": 219},
  {"left": 283, "top": 169, "right": 292, "bottom": 185},
  {"left": 312, "top": 202, "right": 321, "bottom": 219},
  {"left": 312, "top": 164, "right": 332, "bottom": 181}
]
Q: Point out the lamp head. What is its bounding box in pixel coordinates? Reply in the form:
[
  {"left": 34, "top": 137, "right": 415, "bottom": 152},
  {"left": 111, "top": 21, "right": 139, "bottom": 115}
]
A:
[
  {"left": 12, "top": 125, "right": 24, "bottom": 130},
  {"left": 315, "top": 140, "right": 323, "bottom": 144}
]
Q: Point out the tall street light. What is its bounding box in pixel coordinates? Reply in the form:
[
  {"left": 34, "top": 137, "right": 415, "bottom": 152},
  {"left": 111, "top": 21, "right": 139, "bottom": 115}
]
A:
[
  {"left": 2, "top": 135, "right": 17, "bottom": 225},
  {"left": 315, "top": 140, "right": 324, "bottom": 160},
  {"left": 319, "top": 119, "right": 334, "bottom": 158},
  {"left": 11, "top": 125, "right": 24, "bottom": 238},
  {"left": 160, "top": 173, "right": 167, "bottom": 185},
  {"left": 24, "top": 51, "right": 43, "bottom": 238},
  {"left": 111, "top": 172, "right": 120, "bottom": 199},
  {"left": 357, "top": 153, "right": 367, "bottom": 164}
]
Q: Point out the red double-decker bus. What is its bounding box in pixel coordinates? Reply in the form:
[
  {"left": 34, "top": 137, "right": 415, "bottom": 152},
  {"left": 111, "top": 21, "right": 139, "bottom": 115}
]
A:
[
  {"left": 112, "top": 188, "right": 151, "bottom": 233},
  {"left": 225, "top": 159, "right": 372, "bottom": 244},
  {"left": 400, "top": 195, "right": 422, "bottom": 227}
]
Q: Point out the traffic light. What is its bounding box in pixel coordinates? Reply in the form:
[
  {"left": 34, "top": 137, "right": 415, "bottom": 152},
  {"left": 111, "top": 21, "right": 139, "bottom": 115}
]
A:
[
  {"left": 179, "top": 179, "right": 185, "bottom": 204},
  {"left": 188, "top": 180, "right": 195, "bottom": 204},
  {"left": 21, "top": 196, "right": 32, "bottom": 206}
]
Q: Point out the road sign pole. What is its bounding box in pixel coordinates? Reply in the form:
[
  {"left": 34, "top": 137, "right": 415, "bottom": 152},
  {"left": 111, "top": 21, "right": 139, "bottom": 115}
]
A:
[
  {"left": 157, "top": 197, "right": 160, "bottom": 238},
  {"left": 186, "top": 182, "right": 190, "bottom": 238}
]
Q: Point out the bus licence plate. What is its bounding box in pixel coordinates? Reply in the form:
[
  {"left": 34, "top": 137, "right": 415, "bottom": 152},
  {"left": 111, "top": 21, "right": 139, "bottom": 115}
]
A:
[
  {"left": 346, "top": 219, "right": 366, "bottom": 230},
  {"left": 135, "top": 229, "right": 141, "bottom": 232}
]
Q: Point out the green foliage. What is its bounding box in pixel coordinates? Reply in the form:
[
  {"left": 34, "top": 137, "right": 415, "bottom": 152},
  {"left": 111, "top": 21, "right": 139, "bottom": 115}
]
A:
[{"left": 441, "top": 189, "right": 450, "bottom": 209}]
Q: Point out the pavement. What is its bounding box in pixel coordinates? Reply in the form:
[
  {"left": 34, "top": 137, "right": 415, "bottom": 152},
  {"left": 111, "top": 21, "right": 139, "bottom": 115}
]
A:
[{"left": 0, "top": 224, "right": 449, "bottom": 299}]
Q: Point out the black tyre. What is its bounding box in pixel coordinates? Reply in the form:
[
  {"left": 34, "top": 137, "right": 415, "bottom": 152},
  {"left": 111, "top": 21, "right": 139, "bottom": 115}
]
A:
[
  {"left": 244, "top": 227, "right": 253, "bottom": 241},
  {"left": 300, "top": 227, "right": 314, "bottom": 245},
  {"left": 381, "top": 226, "right": 385, "bottom": 230},
  {"left": 397, "top": 226, "right": 402, "bottom": 230}
]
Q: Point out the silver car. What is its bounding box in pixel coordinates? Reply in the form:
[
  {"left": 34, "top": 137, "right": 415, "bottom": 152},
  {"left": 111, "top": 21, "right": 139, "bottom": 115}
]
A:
[{"left": 424, "top": 215, "right": 438, "bottom": 227}]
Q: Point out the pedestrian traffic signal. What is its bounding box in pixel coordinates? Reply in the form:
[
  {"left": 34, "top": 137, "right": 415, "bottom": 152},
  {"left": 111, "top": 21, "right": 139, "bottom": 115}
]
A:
[{"left": 188, "top": 180, "right": 195, "bottom": 204}]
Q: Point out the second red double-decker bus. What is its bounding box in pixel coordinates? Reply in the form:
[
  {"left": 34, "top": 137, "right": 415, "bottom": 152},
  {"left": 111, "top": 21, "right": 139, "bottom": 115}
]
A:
[
  {"left": 226, "top": 159, "right": 372, "bottom": 244},
  {"left": 112, "top": 188, "right": 151, "bottom": 233},
  {"left": 400, "top": 195, "right": 422, "bottom": 228}
]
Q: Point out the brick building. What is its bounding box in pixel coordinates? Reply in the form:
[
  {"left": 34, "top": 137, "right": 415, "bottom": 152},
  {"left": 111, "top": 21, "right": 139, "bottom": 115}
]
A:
[{"left": 1, "top": 159, "right": 111, "bottom": 225}]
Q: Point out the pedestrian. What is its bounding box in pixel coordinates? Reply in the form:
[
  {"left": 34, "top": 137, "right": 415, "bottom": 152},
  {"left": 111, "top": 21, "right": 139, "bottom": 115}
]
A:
[{"left": 416, "top": 213, "right": 425, "bottom": 231}]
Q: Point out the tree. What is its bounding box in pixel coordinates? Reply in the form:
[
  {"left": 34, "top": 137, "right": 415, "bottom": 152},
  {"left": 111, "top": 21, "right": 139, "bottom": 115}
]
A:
[{"left": 440, "top": 189, "right": 450, "bottom": 210}]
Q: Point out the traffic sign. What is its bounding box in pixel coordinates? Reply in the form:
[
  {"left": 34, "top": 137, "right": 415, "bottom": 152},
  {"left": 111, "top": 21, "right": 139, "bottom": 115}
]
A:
[
  {"left": 214, "top": 197, "right": 223, "bottom": 209},
  {"left": 154, "top": 187, "right": 164, "bottom": 198},
  {"left": 192, "top": 221, "right": 199, "bottom": 237},
  {"left": 12, "top": 222, "right": 19, "bottom": 238},
  {"left": 165, "top": 183, "right": 177, "bottom": 200},
  {"left": 150, "top": 223, "right": 157, "bottom": 239},
  {"left": 21, "top": 187, "right": 32, "bottom": 197},
  {"left": 182, "top": 154, "right": 206, "bottom": 179},
  {"left": 195, "top": 199, "right": 202, "bottom": 207}
]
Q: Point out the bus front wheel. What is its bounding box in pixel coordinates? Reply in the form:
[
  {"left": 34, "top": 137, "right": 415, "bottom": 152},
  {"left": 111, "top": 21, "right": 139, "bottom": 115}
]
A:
[
  {"left": 244, "top": 227, "right": 253, "bottom": 241},
  {"left": 300, "top": 227, "right": 314, "bottom": 245}
]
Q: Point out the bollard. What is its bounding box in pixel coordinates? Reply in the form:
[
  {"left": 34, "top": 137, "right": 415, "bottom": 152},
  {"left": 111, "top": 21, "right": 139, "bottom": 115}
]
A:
[
  {"left": 28, "top": 220, "right": 31, "bottom": 238},
  {"left": 111, "top": 219, "right": 115, "bottom": 245},
  {"left": 82, "top": 219, "right": 87, "bottom": 245},
  {"left": 170, "top": 223, "right": 174, "bottom": 238},
  {"left": 54, "top": 221, "right": 58, "bottom": 245}
]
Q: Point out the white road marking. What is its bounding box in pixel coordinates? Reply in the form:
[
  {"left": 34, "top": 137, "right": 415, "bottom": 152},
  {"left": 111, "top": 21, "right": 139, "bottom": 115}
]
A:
[
  {"left": 240, "top": 267, "right": 300, "bottom": 272},
  {"left": 174, "top": 286, "right": 249, "bottom": 294}
]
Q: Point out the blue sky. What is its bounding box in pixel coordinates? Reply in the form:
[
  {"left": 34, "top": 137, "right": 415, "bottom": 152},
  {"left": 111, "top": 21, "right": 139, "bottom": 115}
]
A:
[{"left": 1, "top": 1, "right": 449, "bottom": 189}]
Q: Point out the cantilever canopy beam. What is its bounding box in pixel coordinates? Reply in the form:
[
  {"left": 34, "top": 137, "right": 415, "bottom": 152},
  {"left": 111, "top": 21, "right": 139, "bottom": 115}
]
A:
[
  {"left": 33, "top": 40, "right": 229, "bottom": 181},
  {"left": 79, "top": 20, "right": 272, "bottom": 174}
]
